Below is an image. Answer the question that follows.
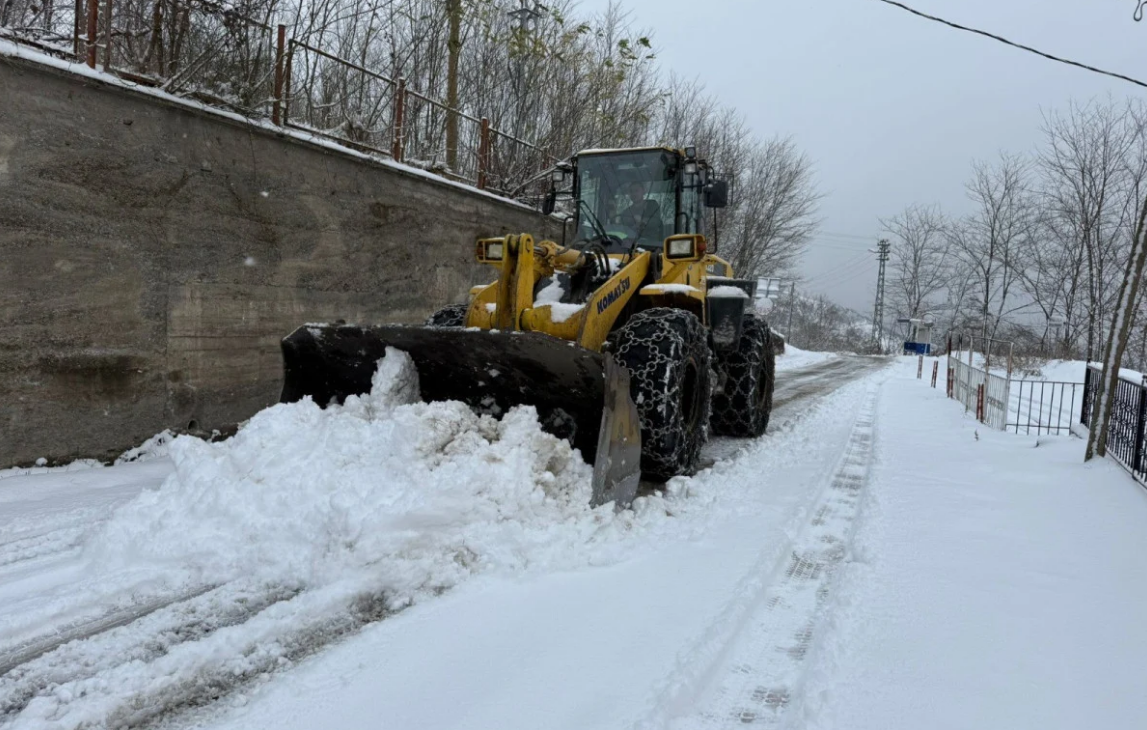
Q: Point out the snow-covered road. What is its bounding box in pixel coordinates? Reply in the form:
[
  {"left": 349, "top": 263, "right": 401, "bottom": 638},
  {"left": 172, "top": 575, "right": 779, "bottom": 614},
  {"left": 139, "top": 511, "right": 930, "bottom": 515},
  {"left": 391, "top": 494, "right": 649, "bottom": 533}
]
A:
[
  {"left": 5, "top": 354, "right": 1144, "bottom": 730},
  {"left": 0, "top": 350, "right": 881, "bottom": 730}
]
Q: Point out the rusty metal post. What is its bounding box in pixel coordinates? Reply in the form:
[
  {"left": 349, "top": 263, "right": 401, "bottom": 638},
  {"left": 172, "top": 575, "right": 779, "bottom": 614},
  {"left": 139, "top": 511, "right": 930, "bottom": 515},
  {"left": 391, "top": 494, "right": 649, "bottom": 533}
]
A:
[
  {"left": 946, "top": 364, "right": 954, "bottom": 398},
  {"left": 272, "top": 24, "right": 286, "bottom": 125},
  {"left": 917, "top": 354, "right": 924, "bottom": 379},
  {"left": 931, "top": 361, "right": 939, "bottom": 388},
  {"left": 85, "top": 0, "right": 98, "bottom": 68},
  {"left": 477, "top": 117, "right": 490, "bottom": 190},
  {"left": 977, "top": 384, "right": 985, "bottom": 422},
  {"left": 391, "top": 78, "right": 406, "bottom": 161},
  {"left": 102, "top": 0, "right": 113, "bottom": 68}
]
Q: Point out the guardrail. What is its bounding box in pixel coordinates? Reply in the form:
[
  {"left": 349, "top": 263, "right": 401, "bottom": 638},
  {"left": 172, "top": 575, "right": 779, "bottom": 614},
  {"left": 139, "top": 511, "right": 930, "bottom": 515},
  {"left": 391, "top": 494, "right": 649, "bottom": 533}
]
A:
[{"left": 2, "top": 0, "right": 556, "bottom": 197}]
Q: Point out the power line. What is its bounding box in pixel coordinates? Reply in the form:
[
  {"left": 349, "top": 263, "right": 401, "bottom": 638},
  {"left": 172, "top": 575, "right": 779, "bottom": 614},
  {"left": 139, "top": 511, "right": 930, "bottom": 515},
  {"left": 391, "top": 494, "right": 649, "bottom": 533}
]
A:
[
  {"left": 802, "top": 261, "right": 880, "bottom": 291},
  {"left": 801, "top": 253, "right": 876, "bottom": 285},
  {"left": 871, "top": 0, "right": 1147, "bottom": 91}
]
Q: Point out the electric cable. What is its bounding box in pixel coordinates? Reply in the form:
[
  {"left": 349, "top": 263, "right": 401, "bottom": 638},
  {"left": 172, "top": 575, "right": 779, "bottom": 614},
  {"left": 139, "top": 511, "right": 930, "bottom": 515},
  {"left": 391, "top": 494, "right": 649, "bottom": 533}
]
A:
[{"left": 872, "top": 0, "right": 1147, "bottom": 90}]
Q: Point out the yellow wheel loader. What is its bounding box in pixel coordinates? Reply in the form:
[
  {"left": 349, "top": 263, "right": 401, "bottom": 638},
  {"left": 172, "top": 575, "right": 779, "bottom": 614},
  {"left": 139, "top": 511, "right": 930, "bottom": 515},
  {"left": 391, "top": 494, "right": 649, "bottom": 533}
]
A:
[{"left": 280, "top": 146, "right": 775, "bottom": 507}]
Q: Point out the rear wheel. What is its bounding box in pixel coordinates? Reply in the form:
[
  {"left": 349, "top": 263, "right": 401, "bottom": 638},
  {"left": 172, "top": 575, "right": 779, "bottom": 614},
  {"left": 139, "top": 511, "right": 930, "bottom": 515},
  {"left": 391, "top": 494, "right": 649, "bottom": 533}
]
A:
[
  {"left": 426, "top": 303, "right": 469, "bottom": 327},
  {"left": 711, "top": 313, "right": 775, "bottom": 437},
  {"left": 608, "top": 308, "right": 711, "bottom": 482}
]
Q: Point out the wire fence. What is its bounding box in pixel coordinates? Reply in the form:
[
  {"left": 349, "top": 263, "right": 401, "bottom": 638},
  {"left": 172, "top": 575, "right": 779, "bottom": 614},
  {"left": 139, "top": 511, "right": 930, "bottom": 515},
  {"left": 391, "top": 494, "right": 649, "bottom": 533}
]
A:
[{"left": 1, "top": 0, "right": 556, "bottom": 197}]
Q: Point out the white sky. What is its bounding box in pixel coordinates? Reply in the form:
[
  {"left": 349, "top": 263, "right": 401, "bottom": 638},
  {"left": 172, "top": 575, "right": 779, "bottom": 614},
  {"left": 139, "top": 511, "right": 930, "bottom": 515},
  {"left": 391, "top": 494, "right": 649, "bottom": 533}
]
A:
[{"left": 576, "top": 0, "right": 1146, "bottom": 313}]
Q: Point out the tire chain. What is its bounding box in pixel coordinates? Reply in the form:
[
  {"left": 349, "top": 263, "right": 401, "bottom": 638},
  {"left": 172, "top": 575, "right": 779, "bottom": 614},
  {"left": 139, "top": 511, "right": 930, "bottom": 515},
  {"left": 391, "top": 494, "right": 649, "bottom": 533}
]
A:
[
  {"left": 425, "top": 303, "right": 469, "bottom": 327},
  {"left": 711, "top": 313, "right": 775, "bottom": 438},
  {"left": 607, "top": 308, "right": 712, "bottom": 481}
]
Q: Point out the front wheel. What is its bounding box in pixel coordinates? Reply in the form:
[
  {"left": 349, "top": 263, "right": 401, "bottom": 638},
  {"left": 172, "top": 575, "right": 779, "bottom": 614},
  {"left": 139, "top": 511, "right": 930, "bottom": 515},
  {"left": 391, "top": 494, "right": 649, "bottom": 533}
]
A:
[
  {"left": 710, "top": 313, "right": 775, "bottom": 437},
  {"left": 607, "top": 308, "right": 712, "bottom": 482}
]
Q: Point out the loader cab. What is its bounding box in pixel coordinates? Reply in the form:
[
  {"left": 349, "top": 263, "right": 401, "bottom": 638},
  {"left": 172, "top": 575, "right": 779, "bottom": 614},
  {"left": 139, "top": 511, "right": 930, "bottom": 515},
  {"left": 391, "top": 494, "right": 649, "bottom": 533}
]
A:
[{"left": 554, "top": 147, "right": 724, "bottom": 254}]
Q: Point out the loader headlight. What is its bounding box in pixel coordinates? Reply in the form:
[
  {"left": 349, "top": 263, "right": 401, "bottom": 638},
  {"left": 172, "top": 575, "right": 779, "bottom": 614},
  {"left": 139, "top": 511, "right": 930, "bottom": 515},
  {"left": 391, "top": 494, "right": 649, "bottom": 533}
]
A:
[
  {"left": 667, "top": 238, "right": 695, "bottom": 258},
  {"left": 665, "top": 234, "right": 707, "bottom": 261}
]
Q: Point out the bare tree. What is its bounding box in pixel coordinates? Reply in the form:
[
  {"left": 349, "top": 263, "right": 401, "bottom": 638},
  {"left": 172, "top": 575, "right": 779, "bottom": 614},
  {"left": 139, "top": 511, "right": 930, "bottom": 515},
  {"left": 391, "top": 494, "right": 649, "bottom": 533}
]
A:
[
  {"left": 883, "top": 203, "right": 950, "bottom": 320},
  {"left": 1040, "top": 100, "right": 1139, "bottom": 359},
  {"left": 950, "top": 153, "right": 1033, "bottom": 344}
]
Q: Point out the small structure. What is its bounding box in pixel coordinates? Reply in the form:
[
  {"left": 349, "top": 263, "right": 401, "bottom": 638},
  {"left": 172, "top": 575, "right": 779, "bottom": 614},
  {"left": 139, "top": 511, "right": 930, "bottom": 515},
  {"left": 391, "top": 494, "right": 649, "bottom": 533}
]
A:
[{"left": 901, "top": 316, "right": 934, "bottom": 355}]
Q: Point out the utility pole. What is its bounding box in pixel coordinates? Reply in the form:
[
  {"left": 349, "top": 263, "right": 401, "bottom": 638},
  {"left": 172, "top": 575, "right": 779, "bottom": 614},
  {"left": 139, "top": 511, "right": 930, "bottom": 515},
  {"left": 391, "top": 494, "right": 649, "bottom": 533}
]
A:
[
  {"left": 445, "top": 0, "right": 462, "bottom": 171},
  {"left": 871, "top": 239, "right": 891, "bottom": 352}
]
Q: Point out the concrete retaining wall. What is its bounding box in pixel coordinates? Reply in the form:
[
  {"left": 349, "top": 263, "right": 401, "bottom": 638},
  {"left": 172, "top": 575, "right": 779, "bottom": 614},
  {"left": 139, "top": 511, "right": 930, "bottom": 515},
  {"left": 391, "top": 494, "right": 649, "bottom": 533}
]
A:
[{"left": 0, "top": 52, "right": 557, "bottom": 467}]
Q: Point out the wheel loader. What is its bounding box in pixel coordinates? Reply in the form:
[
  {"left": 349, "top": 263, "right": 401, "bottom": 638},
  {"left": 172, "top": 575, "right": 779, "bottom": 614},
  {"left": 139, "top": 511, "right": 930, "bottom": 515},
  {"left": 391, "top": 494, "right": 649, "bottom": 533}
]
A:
[{"left": 280, "top": 146, "right": 776, "bottom": 507}]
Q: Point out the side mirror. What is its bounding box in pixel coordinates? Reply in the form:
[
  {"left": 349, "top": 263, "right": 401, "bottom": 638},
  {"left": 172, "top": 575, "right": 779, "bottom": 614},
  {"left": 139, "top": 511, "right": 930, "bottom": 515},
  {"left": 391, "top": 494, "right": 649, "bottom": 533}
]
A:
[
  {"left": 704, "top": 180, "right": 729, "bottom": 208},
  {"left": 542, "top": 188, "right": 557, "bottom": 215}
]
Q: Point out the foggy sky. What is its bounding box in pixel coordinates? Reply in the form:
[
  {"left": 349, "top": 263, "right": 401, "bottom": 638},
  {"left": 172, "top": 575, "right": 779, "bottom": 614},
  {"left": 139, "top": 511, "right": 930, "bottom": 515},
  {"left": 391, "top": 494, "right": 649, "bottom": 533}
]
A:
[{"left": 577, "top": 0, "right": 1145, "bottom": 314}]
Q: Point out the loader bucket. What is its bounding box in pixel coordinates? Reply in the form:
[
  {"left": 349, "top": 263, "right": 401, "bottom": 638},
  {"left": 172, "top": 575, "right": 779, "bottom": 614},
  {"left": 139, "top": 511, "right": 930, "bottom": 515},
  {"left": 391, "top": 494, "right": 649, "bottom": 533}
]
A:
[{"left": 281, "top": 324, "right": 641, "bottom": 506}]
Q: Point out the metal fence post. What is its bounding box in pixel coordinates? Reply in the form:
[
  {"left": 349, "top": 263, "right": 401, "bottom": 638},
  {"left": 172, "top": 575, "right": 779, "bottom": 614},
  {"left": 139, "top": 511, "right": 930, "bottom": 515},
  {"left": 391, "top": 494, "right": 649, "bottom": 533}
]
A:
[
  {"left": 85, "top": 0, "right": 99, "bottom": 68},
  {"left": 73, "top": 0, "right": 83, "bottom": 57},
  {"left": 1081, "top": 365, "right": 1092, "bottom": 426},
  {"left": 917, "top": 355, "right": 924, "bottom": 379},
  {"left": 931, "top": 361, "right": 939, "bottom": 388},
  {"left": 392, "top": 78, "right": 406, "bottom": 161},
  {"left": 283, "top": 40, "right": 293, "bottom": 125},
  {"left": 272, "top": 24, "right": 286, "bottom": 125},
  {"left": 102, "top": 0, "right": 113, "bottom": 68},
  {"left": 977, "top": 384, "right": 985, "bottom": 422},
  {"left": 477, "top": 117, "right": 490, "bottom": 190},
  {"left": 1135, "top": 377, "right": 1147, "bottom": 474}
]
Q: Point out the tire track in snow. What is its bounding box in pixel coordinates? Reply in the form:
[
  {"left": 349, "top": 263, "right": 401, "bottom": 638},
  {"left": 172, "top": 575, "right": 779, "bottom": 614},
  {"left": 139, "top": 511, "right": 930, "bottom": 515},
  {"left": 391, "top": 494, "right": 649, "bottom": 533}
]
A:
[
  {"left": 672, "top": 384, "right": 879, "bottom": 729},
  {"left": 0, "top": 581, "right": 303, "bottom": 720},
  {"left": 0, "top": 579, "right": 416, "bottom": 730},
  {"left": 0, "top": 584, "right": 221, "bottom": 679},
  {"left": 0, "top": 525, "right": 87, "bottom": 574}
]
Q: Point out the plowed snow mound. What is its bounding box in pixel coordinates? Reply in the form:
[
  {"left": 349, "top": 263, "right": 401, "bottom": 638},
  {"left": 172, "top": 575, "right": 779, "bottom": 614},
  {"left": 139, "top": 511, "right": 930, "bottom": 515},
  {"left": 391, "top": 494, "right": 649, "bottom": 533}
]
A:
[{"left": 84, "top": 349, "right": 602, "bottom": 597}]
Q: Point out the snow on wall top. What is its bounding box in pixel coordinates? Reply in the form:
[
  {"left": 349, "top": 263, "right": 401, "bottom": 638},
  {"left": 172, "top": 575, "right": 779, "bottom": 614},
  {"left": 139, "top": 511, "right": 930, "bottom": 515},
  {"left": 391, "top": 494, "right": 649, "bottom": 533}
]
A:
[{"left": 0, "top": 38, "right": 536, "bottom": 213}]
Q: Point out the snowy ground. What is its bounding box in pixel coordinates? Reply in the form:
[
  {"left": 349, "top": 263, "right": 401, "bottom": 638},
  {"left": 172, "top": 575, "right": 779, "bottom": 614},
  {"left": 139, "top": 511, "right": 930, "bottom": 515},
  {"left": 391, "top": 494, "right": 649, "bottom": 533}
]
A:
[
  {"left": 774, "top": 345, "right": 835, "bottom": 373},
  {"left": 3, "top": 354, "right": 1146, "bottom": 730},
  {"left": 803, "top": 358, "right": 1147, "bottom": 730}
]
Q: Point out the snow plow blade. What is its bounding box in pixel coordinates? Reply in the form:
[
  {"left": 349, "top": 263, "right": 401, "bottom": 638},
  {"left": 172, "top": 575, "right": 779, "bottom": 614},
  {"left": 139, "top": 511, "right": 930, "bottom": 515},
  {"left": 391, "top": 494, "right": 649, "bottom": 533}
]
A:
[{"left": 280, "top": 324, "right": 641, "bottom": 507}]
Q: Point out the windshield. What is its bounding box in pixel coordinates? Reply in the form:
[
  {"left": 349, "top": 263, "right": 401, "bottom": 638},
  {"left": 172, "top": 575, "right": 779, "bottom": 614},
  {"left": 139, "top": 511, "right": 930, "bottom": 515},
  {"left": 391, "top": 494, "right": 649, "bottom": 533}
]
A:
[{"left": 575, "top": 150, "right": 677, "bottom": 250}]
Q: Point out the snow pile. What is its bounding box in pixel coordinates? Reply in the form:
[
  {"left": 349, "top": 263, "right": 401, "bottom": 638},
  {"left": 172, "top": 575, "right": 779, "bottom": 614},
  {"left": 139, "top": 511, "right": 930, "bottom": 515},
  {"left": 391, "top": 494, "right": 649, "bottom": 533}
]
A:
[
  {"left": 534, "top": 278, "right": 584, "bottom": 324},
  {"left": 707, "top": 285, "right": 750, "bottom": 299},
  {"left": 114, "top": 430, "right": 176, "bottom": 465},
  {"left": 84, "top": 349, "right": 600, "bottom": 598},
  {"left": 777, "top": 344, "right": 837, "bottom": 372}
]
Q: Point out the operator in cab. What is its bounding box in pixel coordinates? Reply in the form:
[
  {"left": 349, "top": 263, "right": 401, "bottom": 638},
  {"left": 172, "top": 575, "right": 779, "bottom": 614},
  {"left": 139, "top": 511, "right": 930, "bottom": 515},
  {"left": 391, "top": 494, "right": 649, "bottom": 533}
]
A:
[{"left": 614, "top": 180, "right": 663, "bottom": 245}]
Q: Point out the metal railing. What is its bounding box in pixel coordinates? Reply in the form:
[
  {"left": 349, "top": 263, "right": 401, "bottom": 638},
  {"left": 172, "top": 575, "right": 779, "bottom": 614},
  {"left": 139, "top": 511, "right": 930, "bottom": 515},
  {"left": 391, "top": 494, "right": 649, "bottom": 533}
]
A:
[
  {"left": 2, "top": 0, "right": 556, "bottom": 196},
  {"left": 1081, "top": 364, "right": 1147, "bottom": 482},
  {"left": 1006, "top": 379, "right": 1082, "bottom": 435},
  {"left": 947, "top": 349, "right": 1011, "bottom": 430},
  {"left": 947, "top": 341, "right": 1084, "bottom": 435}
]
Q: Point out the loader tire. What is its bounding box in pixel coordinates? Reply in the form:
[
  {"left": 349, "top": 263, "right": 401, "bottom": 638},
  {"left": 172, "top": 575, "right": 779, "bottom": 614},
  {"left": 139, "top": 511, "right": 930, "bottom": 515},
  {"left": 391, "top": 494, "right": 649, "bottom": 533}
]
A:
[
  {"left": 710, "top": 313, "right": 775, "bottom": 438},
  {"left": 608, "top": 308, "right": 712, "bottom": 482},
  {"left": 426, "top": 303, "right": 469, "bottom": 327}
]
